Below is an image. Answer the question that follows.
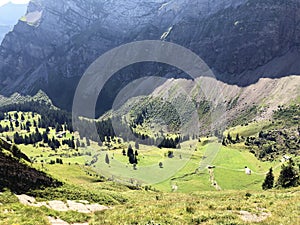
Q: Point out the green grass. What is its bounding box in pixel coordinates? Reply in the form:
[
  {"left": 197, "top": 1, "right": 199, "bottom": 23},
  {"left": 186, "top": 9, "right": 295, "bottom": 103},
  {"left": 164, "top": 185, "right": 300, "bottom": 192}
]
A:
[
  {"left": 18, "top": 132, "right": 283, "bottom": 193},
  {"left": 93, "top": 150, "right": 193, "bottom": 184},
  {"left": 156, "top": 173, "right": 214, "bottom": 192},
  {"left": 90, "top": 187, "right": 300, "bottom": 225},
  {"left": 152, "top": 143, "right": 282, "bottom": 193},
  {"left": 0, "top": 189, "right": 91, "bottom": 225},
  {"left": 211, "top": 146, "right": 280, "bottom": 190},
  {"left": 1, "top": 187, "right": 299, "bottom": 225},
  {"left": 29, "top": 184, "right": 125, "bottom": 205},
  {"left": 225, "top": 120, "right": 273, "bottom": 137},
  {"left": 26, "top": 163, "right": 129, "bottom": 206},
  {"left": 40, "top": 164, "right": 98, "bottom": 185},
  {"left": 0, "top": 204, "right": 52, "bottom": 225}
]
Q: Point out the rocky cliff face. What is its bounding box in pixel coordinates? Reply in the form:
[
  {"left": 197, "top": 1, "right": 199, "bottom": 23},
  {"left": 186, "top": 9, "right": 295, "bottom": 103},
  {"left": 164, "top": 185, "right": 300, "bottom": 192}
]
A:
[
  {"left": 167, "top": 0, "right": 300, "bottom": 85},
  {"left": 0, "top": 0, "right": 299, "bottom": 112}
]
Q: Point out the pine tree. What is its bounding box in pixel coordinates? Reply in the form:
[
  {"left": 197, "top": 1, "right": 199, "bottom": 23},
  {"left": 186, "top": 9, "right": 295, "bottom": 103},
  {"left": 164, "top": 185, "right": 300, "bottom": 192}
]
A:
[
  {"left": 14, "top": 132, "right": 24, "bottom": 145},
  {"left": 168, "top": 151, "right": 174, "bottom": 158},
  {"left": 127, "top": 144, "right": 134, "bottom": 157},
  {"left": 222, "top": 138, "right": 227, "bottom": 146},
  {"left": 105, "top": 153, "right": 110, "bottom": 165},
  {"left": 227, "top": 133, "right": 232, "bottom": 143},
  {"left": 262, "top": 168, "right": 274, "bottom": 190},
  {"left": 4, "top": 125, "right": 9, "bottom": 132},
  {"left": 159, "top": 162, "right": 163, "bottom": 168},
  {"left": 14, "top": 112, "right": 18, "bottom": 120},
  {"left": 42, "top": 132, "right": 49, "bottom": 143},
  {"left": 26, "top": 125, "right": 30, "bottom": 133},
  {"left": 129, "top": 154, "right": 135, "bottom": 164},
  {"left": 276, "top": 159, "right": 299, "bottom": 188},
  {"left": 55, "top": 123, "right": 62, "bottom": 133}
]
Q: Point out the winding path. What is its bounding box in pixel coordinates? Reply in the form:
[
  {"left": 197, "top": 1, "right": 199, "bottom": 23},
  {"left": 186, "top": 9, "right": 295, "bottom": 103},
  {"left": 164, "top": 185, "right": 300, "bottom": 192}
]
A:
[{"left": 208, "top": 168, "right": 221, "bottom": 190}]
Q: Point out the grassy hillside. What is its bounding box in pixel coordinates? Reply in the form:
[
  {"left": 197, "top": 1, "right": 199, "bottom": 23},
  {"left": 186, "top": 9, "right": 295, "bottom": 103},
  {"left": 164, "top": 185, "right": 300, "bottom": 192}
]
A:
[
  {"left": 0, "top": 148, "right": 62, "bottom": 194},
  {"left": 224, "top": 104, "right": 299, "bottom": 162},
  {"left": 1, "top": 184, "right": 299, "bottom": 224},
  {"left": 0, "top": 104, "right": 299, "bottom": 224},
  {"left": 0, "top": 109, "right": 297, "bottom": 193}
]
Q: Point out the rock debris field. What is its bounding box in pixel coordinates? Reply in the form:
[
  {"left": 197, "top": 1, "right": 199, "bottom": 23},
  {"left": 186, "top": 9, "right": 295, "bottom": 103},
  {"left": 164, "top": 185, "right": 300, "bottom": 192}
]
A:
[{"left": 16, "top": 194, "right": 110, "bottom": 225}]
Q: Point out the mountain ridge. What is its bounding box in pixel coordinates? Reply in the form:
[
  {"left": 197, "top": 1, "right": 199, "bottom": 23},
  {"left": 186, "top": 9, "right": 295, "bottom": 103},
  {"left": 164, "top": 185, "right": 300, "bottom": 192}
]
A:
[{"left": 0, "top": 0, "right": 299, "bottom": 114}]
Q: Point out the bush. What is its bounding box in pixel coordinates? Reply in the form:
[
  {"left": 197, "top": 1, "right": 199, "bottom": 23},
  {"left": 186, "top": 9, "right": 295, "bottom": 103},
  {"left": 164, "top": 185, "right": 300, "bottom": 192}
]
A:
[
  {"left": 0, "top": 189, "right": 19, "bottom": 204},
  {"left": 186, "top": 206, "right": 195, "bottom": 214}
]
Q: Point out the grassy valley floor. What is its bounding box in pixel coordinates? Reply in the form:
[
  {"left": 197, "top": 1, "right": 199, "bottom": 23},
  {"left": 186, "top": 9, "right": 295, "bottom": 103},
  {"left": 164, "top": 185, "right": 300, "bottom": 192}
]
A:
[{"left": 0, "top": 109, "right": 299, "bottom": 224}]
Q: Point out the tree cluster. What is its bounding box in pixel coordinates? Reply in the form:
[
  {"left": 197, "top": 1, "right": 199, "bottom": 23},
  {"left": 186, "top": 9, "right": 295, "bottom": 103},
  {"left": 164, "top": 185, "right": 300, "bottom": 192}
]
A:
[
  {"left": 13, "top": 130, "right": 42, "bottom": 145},
  {"left": 127, "top": 144, "right": 138, "bottom": 165},
  {"left": 262, "top": 159, "right": 299, "bottom": 190},
  {"left": 222, "top": 133, "right": 241, "bottom": 146}
]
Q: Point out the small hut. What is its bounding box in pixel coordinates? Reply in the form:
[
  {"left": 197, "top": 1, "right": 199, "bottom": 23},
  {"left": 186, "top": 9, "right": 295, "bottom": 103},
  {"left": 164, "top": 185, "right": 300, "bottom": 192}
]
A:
[
  {"left": 171, "top": 184, "right": 178, "bottom": 192},
  {"left": 245, "top": 166, "right": 251, "bottom": 175}
]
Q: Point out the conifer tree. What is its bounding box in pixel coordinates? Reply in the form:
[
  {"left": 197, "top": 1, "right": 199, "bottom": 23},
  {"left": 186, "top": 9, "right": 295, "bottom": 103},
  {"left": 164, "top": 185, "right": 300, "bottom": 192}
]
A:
[
  {"left": 105, "top": 153, "right": 110, "bottom": 165},
  {"left": 277, "top": 159, "right": 299, "bottom": 188},
  {"left": 262, "top": 168, "right": 274, "bottom": 190}
]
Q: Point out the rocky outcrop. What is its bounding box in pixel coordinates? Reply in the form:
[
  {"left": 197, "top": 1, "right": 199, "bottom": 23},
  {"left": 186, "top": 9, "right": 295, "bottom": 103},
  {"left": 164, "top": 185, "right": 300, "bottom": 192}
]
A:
[{"left": 0, "top": 0, "right": 299, "bottom": 112}]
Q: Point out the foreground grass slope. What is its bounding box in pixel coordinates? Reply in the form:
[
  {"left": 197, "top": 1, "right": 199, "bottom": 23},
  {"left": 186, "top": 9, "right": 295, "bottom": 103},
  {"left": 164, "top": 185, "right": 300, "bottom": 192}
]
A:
[
  {"left": 91, "top": 187, "right": 300, "bottom": 225},
  {"left": 1, "top": 185, "right": 299, "bottom": 225}
]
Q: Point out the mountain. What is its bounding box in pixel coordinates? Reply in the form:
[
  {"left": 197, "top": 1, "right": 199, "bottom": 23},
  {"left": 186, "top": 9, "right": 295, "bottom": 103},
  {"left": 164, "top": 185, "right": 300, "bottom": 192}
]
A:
[
  {"left": 0, "top": 0, "right": 299, "bottom": 115},
  {"left": 0, "top": 2, "right": 28, "bottom": 44}
]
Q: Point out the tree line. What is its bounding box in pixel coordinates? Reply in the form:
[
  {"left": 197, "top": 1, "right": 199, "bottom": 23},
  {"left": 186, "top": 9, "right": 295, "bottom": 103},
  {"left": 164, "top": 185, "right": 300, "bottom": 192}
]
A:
[{"left": 0, "top": 102, "right": 190, "bottom": 149}]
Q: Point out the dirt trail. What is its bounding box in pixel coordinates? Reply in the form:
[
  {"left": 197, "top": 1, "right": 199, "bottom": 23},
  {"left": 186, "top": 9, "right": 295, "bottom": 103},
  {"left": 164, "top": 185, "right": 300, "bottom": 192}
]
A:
[{"left": 208, "top": 168, "right": 221, "bottom": 191}]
